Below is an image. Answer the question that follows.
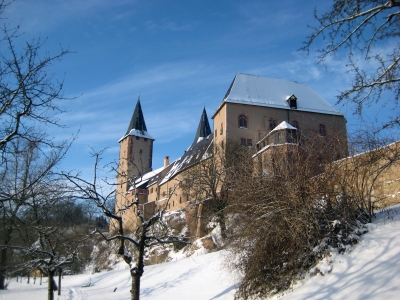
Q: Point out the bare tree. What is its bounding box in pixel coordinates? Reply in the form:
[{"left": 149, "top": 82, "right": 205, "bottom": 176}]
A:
[
  {"left": 63, "top": 151, "right": 189, "bottom": 300},
  {"left": 0, "top": 0, "right": 71, "bottom": 163},
  {"left": 329, "top": 129, "right": 400, "bottom": 221},
  {"left": 301, "top": 0, "right": 400, "bottom": 129},
  {"left": 0, "top": 136, "right": 71, "bottom": 290},
  {"left": 181, "top": 143, "right": 240, "bottom": 239},
  {"left": 227, "top": 138, "right": 367, "bottom": 299},
  {"left": 5, "top": 226, "right": 79, "bottom": 300}
]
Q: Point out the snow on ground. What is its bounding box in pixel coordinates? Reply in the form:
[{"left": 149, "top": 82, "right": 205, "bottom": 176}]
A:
[
  {"left": 0, "top": 250, "right": 238, "bottom": 300},
  {"left": 0, "top": 205, "right": 399, "bottom": 300},
  {"left": 272, "top": 205, "right": 400, "bottom": 300}
]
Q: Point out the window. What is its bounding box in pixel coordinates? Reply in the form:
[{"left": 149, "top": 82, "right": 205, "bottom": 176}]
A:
[
  {"left": 287, "top": 94, "right": 297, "bottom": 109},
  {"left": 239, "top": 114, "right": 247, "bottom": 128},
  {"left": 291, "top": 120, "right": 300, "bottom": 129},
  {"left": 215, "top": 129, "right": 217, "bottom": 137},
  {"left": 169, "top": 188, "right": 172, "bottom": 195},
  {"left": 269, "top": 118, "right": 277, "bottom": 130},
  {"left": 240, "top": 138, "right": 252, "bottom": 147},
  {"left": 179, "top": 197, "right": 182, "bottom": 204},
  {"left": 136, "top": 136, "right": 140, "bottom": 140},
  {"left": 163, "top": 191, "right": 166, "bottom": 197},
  {"left": 319, "top": 124, "right": 326, "bottom": 136},
  {"left": 139, "top": 149, "right": 142, "bottom": 154},
  {"left": 220, "top": 123, "right": 223, "bottom": 135},
  {"left": 144, "top": 138, "right": 148, "bottom": 142}
]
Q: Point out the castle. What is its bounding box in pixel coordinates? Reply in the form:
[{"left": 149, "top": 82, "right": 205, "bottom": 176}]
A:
[{"left": 114, "top": 73, "right": 348, "bottom": 233}]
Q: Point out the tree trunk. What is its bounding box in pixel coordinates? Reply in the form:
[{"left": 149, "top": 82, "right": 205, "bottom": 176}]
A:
[
  {"left": 130, "top": 237, "right": 145, "bottom": 300},
  {"left": 58, "top": 269, "right": 62, "bottom": 296},
  {"left": 0, "top": 248, "right": 7, "bottom": 289},
  {"left": 218, "top": 211, "right": 227, "bottom": 239},
  {"left": 196, "top": 202, "right": 204, "bottom": 238},
  {"left": 131, "top": 274, "right": 141, "bottom": 300},
  {"left": 47, "top": 270, "right": 58, "bottom": 300}
]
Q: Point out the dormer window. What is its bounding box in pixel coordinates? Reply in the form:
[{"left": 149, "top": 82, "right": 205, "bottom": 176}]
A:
[{"left": 287, "top": 94, "right": 297, "bottom": 109}]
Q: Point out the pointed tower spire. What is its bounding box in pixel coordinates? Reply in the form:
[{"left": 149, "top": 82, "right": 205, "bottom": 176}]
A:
[
  {"left": 193, "top": 107, "right": 211, "bottom": 144},
  {"left": 126, "top": 95, "right": 148, "bottom": 136}
]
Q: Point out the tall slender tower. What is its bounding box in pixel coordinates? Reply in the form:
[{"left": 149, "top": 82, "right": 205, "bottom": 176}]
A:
[
  {"left": 193, "top": 107, "right": 212, "bottom": 144},
  {"left": 116, "top": 96, "right": 154, "bottom": 206}
]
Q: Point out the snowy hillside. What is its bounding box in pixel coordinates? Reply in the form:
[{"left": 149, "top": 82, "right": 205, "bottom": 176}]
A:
[{"left": 1, "top": 205, "right": 399, "bottom": 300}]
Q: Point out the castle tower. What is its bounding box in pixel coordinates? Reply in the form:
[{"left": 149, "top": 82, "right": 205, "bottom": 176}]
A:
[
  {"left": 193, "top": 107, "right": 212, "bottom": 144},
  {"left": 117, "top": 96, "right": 154, "bottom": 199}
]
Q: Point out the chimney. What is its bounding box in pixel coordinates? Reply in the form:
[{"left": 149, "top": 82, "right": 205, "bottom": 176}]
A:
[{"left": 164, "top": 156, "right": 170, "bottom": 168}]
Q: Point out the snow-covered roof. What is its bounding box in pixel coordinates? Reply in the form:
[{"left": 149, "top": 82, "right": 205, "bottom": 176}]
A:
[
  {"left": 214, "top": 73, "right": 343, "bottom": 116},
  {"left": 160, "top": 135, "right": 213, "bottom": 185},
  {"left": 252, "top": 143, "right": 299, "bottom": 158},
  {"left": 256, "top": 121, "right": 298, "bottom": 146},
  {"left": 134, "top": 166, "right": 165, "bottom": 187},
  {"left": 271, "top": 121, "right": 297, "bottom": 133},
  {"left": 119, "top": 98, "right": 155, "bottom": 142},
  {"left": 118, "top": 129, "right": 154, "bottom": 142}
]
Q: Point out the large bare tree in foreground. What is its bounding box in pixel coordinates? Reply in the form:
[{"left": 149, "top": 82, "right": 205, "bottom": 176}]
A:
[
  {"left": 63, "top": 152, "right": 189, "bottom": 300},
  {"left": 301, "top": 0, "right": 400, "bottom": 129}
]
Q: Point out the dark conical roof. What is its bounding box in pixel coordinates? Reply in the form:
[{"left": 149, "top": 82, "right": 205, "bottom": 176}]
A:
[
  {"left": 126, "top": 97, "right": 147, "bottom": 135},
  {"left": 193, "top": 107, "right": 211, "bottom": 144}
]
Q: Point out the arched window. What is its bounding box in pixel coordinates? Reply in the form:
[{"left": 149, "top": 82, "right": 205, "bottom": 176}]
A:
[
  {"left": 239, "top": 114, "right": 247, "bottom": 128},
  {"left": 269, "top": 118, "right": 277, "bottom": 130},
  {"left": 319, "top": 123, "right": 326, "bottom": 136}
]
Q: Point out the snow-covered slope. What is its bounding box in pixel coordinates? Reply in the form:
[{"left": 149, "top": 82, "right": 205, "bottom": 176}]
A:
[
  {"left": 271, "top": 205, "right": 400, "bottom": 300},
  {"left": 1, "top": 205, "right": 399, "bottom": 300}
]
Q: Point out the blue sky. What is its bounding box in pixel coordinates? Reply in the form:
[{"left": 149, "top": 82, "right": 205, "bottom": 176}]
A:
[{"left": 2, "top": 0, "right": 397, "bottom": 178}]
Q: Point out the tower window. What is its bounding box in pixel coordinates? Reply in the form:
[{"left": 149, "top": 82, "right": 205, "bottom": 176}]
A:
[
  {"left": 269, "top": 118, "right": 277, "bottom": 130},
  {"left": 239, "top": 114, "right": 247, "bottom": 128},
  {"left": 319, "top": 124, "right": 327, "bottom": 136}
]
